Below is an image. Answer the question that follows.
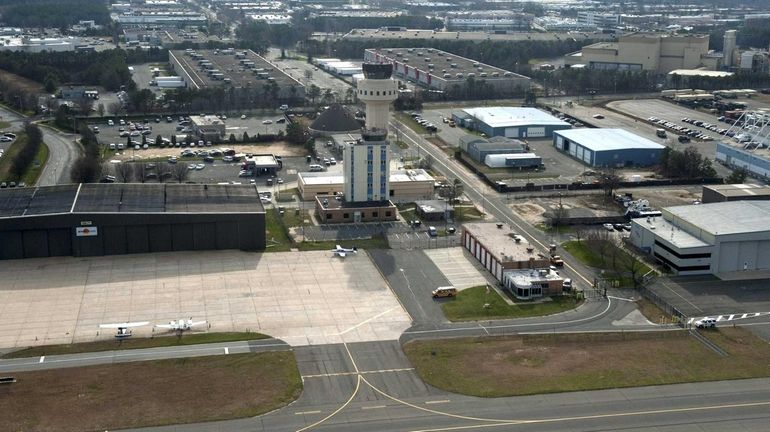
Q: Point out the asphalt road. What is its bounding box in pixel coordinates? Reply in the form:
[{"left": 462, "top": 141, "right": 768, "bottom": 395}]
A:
[{"left": 37, "top": 125, "right": 81, "bottom": 186}]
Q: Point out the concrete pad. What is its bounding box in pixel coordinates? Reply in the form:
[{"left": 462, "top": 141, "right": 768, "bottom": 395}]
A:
[
  {"left": 423, "top": 247, "right": 491, "bottom": 289},
  {"left": 612, "top": 310, "right": 654, "bottom": 326},
  {"left": 0, "top": 250, "right": 411, "bottom": 348}
]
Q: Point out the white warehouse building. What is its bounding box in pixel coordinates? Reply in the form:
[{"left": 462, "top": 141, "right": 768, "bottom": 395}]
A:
[{"left": 631, "top": 201, "right": 770, "bottom": 276}]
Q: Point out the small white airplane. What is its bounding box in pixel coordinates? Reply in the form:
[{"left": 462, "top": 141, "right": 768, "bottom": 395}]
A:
[
  {"left": 99, "top": 321, "right": 150, "bottom": 339},
  {"left": 332, "top": 245, "right": 357, "bottom": 258},
  {"left": 155, "top": 318, "right": 208, "bottom": 332}
]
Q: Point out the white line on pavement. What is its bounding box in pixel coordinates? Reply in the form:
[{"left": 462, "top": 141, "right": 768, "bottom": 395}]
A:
[
  {"left": 39, "top": 356, "right": 44, "bottom": 363},
  {"left": 224, "top": 347, "right": 229, "bottom": 355}
]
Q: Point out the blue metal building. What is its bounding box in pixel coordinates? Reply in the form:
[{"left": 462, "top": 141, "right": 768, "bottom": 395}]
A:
[
  {"left": 452, "top": 107, "right": 571, "bottom": 139},
  {"left": 553, "top": 128, "right": 665, "bottom": 167}
]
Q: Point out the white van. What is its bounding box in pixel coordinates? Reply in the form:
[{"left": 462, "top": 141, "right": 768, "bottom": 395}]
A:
[{"left": 428, "top": 226, "right": 438, "bottom": 237}]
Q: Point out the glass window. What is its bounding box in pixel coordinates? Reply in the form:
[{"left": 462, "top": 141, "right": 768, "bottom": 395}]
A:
[
  {"left": 372, "top": 212, "right": 378, "bottom": 217},
  {"left": 385, "top": 211, "right": 391, "bottom": 217},
  {"left": 344, "top": 213, "right": 349, "bottom": 218}
]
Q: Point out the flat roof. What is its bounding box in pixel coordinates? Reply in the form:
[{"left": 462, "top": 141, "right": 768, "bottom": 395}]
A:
[
  {"left": 463, "top": 107, "right": 570, "bottom": 129},
  {"left": 504, "top": 268, "right": 563, "bottom": 286},
  {"left": 315, "top": 196, "right": 394, "bottom": 209},
  {"left": 463, "top": 222, "right": 537, "bottom": 262},
  {"left": 169, "top": 49, "right": 303, "bottom": 90},
  {"left": 300, "top": 169, "right": 434, "bottom": 185},
  {"left": 554, "top": 128, "right": 665, "bottom": 152},
  {"left": 703, "top": 183, "right": 770, "bottom": 198},
  {"left": 665, "top": 201, "right": 770, "bottom": 237},
  {"left": 344, "top": 29, "right": 612, "bottom": 43},
  {"left": 416, "top": 199, "right": 453, "bottom": 213},
  {"left": 366, "top": 47, "right": 529, "bottom": 80},
  {"left": 190, "top": 115, "right": 225, "bottom": 126},
  {"left": 632, "top": 216, "right": 710, "bottom": 249},
  {"left": 668, "top": 69, "right": 734, "bottom": 77},
  {"left": 0, "top": 184, "right": 264, "bottom": 218}
]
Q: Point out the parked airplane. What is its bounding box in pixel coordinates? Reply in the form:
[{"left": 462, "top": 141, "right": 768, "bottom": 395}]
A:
[
  {"left": 99, "top": 321, "right": 150, "bottom": 338},
  {"left": 332, "top": 245, "right": 357, "bottom": 258},
  {"left": 155, "top": 318, "right": 208, "bottom": 332}
]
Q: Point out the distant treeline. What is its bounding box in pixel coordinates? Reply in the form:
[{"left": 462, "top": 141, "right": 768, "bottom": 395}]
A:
[
  {"left": 0, "top": 0, "right": 111, "bottom": 28},
  {"left": 0, "top": 50, "right": 134, "bottom": 91}
]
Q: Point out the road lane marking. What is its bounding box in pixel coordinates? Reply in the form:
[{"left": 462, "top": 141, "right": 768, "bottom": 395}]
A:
[
  {"left": 295, "top": 410, "right": 321, "bottom": 415},
  {"left": 39, "top": 356, "right": 44, "bottom": 363},
  {"left": 302, "top": 367, "right": 414, "bottom": 379},
  {"left": 295, "top": 375, "right": 361, "bottom": 432},
  {"left": 425, "top": 400, "right": 450, "bottom": 404},
  {"left": 224, "top": 347, "right": 229, "bottom": 355},
  {"left": 361, "top": 405, "right": 386, "bottom": 410},
  {"left": 338, "top": 306, "right": 401, "bottom": 336}
]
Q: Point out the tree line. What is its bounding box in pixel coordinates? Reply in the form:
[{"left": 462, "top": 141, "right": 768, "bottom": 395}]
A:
[
  {"left": 658, "top": 147, "right": 717, "bottom": 179},
  {"left": 0, "top": 0, "right": 110, "bottom": 28},
  {"left": 68, "top": 106, "right": 102, "bottom": 183},
  {"left": 0, "top": 50, "right": 134, "bottom": 92},
  {"left": 7, "top": 123, "right": 43, "bottom": 181}
]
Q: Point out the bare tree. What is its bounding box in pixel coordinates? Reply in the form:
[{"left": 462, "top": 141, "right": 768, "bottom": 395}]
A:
[
  {"left": 108, "top": 102, "right": 122, "bottom": 117},
  {"left": 573, "top": 225, "right": 588, "bottom": 244},
  {"left": 599, "top": 169, "right": 622, "bottom": 200},
  {"left": 171, "top": 162, "right": 190, "bottom": 183},
  {"left": 115, "top": 162, "right": 135, "bottom": 183},
  {"left": 157, "top": 162, "right": 172, "bottom": 183},
  {"left": 136, "top": 163, "right": 148, "bottom": 183}
]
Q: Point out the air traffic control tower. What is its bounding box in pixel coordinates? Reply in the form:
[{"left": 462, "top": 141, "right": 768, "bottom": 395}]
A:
[{"left": 356, "top": 63, "right": 398, "bottom": 131}]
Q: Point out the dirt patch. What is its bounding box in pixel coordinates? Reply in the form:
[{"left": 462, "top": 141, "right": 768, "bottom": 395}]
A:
[
  {"left": 511, "top": 202, "right": 547, "bottom": 225},
  {"left": 108, "top": 142, "right": 306, "bottom": 161},
  {"left": 0, "top": 69, "right": 43, "bottom": 95},
  {"left": 404, "top": 328, "right": 770, "bottom": 397},
  {"left": 0, "top": 352, "right": 302, "bottom": 432}
]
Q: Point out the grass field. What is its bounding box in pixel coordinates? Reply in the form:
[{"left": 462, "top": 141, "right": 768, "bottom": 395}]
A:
[
  {"left": 0, "top": 120, "right": 11, "bottom": 129},
  {"left": 0, "top": 134, "right": 49, "bottom": 184},
  {"left": 441, "top": 286, "right": 580, "bottom": 321},
  {"left": 404, "top": 328, "right": 770, "bottom": 397},
  {"left": 1, "top": 352, "right": 302, "bottom": 431},
  {"left": 562, "top": 240, "right": 651, "bottom": 287},
  {"left": 2, "top": 332, "right": 270, "bottom": 359}
]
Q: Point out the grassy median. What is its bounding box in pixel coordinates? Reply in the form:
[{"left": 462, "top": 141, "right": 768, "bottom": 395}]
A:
[
  {"left": 1, "top": 352, "right": 302, "bottom": 431},
  {"left": 441, "top": 285, "right": 580, "bottom": 321},
  {"left": 2, "top": 332, "right": 270, "bottom": 359},
  {"left": 404, "top": 328, "right": 770, "bottom": 397}
]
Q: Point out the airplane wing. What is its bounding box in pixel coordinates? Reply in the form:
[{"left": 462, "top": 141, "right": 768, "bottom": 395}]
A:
[
  {"left": 335, "top": 245, "right": 342, "bottom": 250},
  {"left": 99, "top": 321, "right": 150, "bottom": 329},
  {"left": 189, "top": 321, "right": 207, "bottom": 327},
  {"left": 337, "top": 251, "right": 346, "bottom": 257}
]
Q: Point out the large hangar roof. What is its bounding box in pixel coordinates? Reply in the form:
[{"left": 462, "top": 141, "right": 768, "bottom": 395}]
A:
[
  {"left": 0, "top": 183, "right": 264, "bottom": 218},
  {"left": 666, "top": 201, "right": 770, "bottom": 237},
  {"left": 555, "top": 128, "right": 665, "bottom": 152},
  {"left": 463, "top": 107, "right": 570, "bottom": 128}
]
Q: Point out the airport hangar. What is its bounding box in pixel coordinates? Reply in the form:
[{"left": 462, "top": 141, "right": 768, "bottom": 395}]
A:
[
  {"left": 553, "top": 128, "right": 665, "bottom": 168},
  {"left": 0, "top": 183, "right": 265, "bottom": 260},
  {"left": 452, "top": 107, "right": 571, "bottom": 139},
  {"left": 631, "top": 201, "right": 770, "bottom": 276}
]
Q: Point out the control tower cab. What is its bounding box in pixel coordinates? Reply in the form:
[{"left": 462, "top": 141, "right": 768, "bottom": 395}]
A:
[{"left": 357, "top": 63, "right": 398, "bottom": 131}]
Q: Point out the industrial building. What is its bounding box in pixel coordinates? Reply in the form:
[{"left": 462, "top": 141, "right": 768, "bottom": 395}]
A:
[
  {"left": 576, "top": 12, "right": 620, "bottom": 28},
  {"left": 0, "top": 184, "right": 266, "bottom": 260},
  {"left": 459, "top": 135, "right": 526, "bottom": 162},
  {"left": 364, "top": 48, "right": 531, "bottom": 97},
  {"left": 295, "top": 169, "right": 435, "bottom": 202},
  {"left": 701, "top": 184, "right": 770, "bottom": 203},
  {"left": 565, "top": 32, "right": 717, "bottom": 74},
  {"left": 453, "top": 107, "right": 571, "bottom": 139},
  {"left": 553, "top": 128, "right": 665, "bottom": 168},
  {"left": 314, "top": 58, "right": 363, "bottom": 76},
  {"left": 462, "top": 222, "right": 550, "bottom": 281},
  {"left": 484, "top": 153, "right": 542, "bottom": 169},
  {"left": 631, "top": 201, "right": 770, "bottom": 276},
  {"left": 168, "top": 49, "right": 305, "bottom": 100}
]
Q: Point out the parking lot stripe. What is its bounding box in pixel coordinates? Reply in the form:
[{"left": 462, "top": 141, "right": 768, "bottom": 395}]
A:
[
  {"left": 425, "top": 400, "right": 451, "bottom": 405},
  {"left": 295, "top": 410, "right": 322, "bottom": 415},
  {"left": 362, "top": 405, "right": 387, "bottom": 410}
]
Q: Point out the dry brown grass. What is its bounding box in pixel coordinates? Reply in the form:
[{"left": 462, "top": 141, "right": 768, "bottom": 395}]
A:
[
  {"left": 0, "top": 69, "right": 43, "bottom": 95},
  {"left": 404, "top": 328, "right": 770, "bottom": 397},
  {"left": 636, "top": 298, "right": 673, "bottom": 324},
  {"left": 0, "top": 352, "right": 301, "bottom": 432}
]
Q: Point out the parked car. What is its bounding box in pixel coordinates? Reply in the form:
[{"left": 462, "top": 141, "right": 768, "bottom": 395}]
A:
[
  {"left": 603, "top": 223, "right": 615, "bottom": 231},
  {"left": 262, "top": 119, "right": 273, "bottom": 124}
]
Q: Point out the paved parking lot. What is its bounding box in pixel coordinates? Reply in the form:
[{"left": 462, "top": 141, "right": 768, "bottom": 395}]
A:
[
  {"left": 0, "top": 250, "right": 411, "bottom": 348},
  {"left": 423, "top": 247, "right": 490, "bottom": 289},
  {"left": 92, "top": 113, "right": 288, "bottom": 150},
  {"left": 268, "top": 49, "right": 354, "bottom": 98},
  {"left": 650, "top": 276, "right": 770, "bottom": 318}
]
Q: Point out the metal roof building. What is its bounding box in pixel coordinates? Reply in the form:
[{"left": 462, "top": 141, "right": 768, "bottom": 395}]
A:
[
  {"left": 453, "top": 107, "right": 571, "bottom": 139},
  {"left": 631, "top": 201, "right": 770, "bottom": 275},
  {"left": 702, "top": 184, "right": 770, "bottom": 203},
  {"left": 0, "top": 184, "right": 265, "bottom": 260},
  {"left": 553, "top": 128, "right": 665, "bottom": 167}
]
